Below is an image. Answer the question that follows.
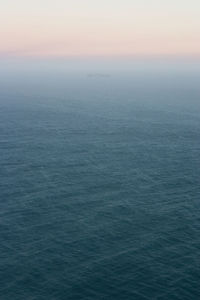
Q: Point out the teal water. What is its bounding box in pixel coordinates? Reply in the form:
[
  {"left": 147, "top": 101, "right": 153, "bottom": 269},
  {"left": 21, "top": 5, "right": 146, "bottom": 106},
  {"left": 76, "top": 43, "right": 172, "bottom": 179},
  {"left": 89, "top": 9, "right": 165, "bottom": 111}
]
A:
[{"left": 0, "top": 59, "right": 200, "bottom": 299}]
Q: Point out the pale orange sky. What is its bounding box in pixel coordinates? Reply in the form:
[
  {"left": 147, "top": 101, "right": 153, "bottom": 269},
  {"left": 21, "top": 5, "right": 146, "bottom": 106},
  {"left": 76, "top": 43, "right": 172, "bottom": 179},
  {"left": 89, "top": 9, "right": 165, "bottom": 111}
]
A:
[{"left": 1, "top": 0, "right": 200, "bottom": 57}]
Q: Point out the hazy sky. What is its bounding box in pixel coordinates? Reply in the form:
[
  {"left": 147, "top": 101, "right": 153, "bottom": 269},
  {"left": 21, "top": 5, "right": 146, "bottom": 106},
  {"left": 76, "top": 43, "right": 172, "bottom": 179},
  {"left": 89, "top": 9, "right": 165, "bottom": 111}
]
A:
[{"left": 1, "top": 0, "right": 200, "bottom": 57}]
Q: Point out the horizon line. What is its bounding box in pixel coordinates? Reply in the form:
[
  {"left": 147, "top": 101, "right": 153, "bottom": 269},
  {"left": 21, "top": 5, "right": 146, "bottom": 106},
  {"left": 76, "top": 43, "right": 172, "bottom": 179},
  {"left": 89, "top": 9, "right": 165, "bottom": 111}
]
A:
[{"left": 1, "top": 53, "right": 200, "bottom": 61}]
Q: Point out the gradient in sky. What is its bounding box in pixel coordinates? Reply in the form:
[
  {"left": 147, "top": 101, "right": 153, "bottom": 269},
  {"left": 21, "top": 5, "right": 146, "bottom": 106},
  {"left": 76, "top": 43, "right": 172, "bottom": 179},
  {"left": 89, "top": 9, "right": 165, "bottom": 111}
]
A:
[{"left": 1, "top": 0, "right": 200, "bottom": 57}]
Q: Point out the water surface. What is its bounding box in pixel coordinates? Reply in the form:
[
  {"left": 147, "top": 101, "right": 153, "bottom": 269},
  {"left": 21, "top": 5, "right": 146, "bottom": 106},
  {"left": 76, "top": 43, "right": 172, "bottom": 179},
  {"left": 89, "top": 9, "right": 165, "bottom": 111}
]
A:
[{"left": 0, "top": 58, "right": 200, "bottom": 299}]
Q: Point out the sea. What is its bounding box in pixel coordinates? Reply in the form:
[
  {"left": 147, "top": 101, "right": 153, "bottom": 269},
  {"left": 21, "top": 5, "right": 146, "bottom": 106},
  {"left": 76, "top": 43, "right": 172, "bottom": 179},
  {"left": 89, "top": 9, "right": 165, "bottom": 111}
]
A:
[{"left": 0, "top": 58, "right": 200, "bottom": 299}]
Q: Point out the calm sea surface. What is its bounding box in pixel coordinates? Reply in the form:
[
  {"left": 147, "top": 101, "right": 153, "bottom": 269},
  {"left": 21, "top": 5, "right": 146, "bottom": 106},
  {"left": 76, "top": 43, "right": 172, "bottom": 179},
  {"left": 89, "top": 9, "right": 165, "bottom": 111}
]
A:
[{"left": 0, "top": 59, "right": 200, "bottom": 299}]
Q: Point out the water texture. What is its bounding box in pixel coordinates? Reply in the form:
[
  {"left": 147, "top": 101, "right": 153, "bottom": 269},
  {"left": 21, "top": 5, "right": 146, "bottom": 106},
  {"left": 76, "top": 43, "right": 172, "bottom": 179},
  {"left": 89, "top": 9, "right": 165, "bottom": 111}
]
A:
[{"left": 0, "top": 60, "right": 200, "bottom": 299}]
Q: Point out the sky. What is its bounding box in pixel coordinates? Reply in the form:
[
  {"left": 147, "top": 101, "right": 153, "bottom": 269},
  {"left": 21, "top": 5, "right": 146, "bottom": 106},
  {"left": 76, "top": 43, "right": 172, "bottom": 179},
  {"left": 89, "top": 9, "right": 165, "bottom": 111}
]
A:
[{"left": 0, "top": 0, "right": 200, "bottom": 57}]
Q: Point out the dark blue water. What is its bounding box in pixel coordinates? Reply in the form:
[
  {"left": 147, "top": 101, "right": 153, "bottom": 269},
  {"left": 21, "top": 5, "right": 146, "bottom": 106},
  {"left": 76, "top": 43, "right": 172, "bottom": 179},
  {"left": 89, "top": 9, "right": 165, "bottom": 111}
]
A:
[{"left": 1, "top": 59, "right": 200, "bottom": 299}]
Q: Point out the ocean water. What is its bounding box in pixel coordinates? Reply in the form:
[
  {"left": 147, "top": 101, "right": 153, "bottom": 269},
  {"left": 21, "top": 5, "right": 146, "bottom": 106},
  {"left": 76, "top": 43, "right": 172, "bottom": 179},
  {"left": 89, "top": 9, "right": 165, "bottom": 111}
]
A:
[{"left": 0, "top": 59, "right": 200, "bottom": 299}]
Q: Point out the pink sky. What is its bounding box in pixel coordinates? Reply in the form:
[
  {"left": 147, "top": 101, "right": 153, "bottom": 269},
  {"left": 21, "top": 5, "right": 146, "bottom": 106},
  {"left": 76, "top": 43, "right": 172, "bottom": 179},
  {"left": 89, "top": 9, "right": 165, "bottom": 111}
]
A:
[{"left": 1, "top": 0, "right": 200, "bottom": 57}]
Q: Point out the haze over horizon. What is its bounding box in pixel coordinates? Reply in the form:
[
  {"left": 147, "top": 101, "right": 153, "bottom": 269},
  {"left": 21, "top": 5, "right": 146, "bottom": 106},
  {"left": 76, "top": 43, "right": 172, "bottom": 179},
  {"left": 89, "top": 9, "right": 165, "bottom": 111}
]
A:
[{"left": 1, "top": 0, "right": 200, "bottom": 58}]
